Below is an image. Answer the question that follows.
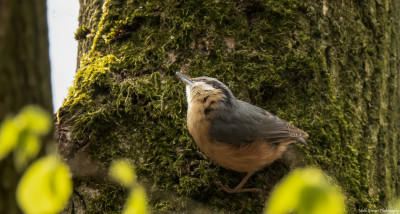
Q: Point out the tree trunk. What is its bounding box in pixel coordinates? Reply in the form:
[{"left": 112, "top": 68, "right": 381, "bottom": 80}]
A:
[
  {"left": 59, "top": 0, "right": 399, "bottom": 213},
  {"left": 0, "top": 0, "right": 52, "bottom": 213}
]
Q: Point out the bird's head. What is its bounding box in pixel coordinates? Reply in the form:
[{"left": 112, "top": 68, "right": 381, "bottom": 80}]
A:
[{"left": 176, "top": 72, "right": 234, "bottom": 105}]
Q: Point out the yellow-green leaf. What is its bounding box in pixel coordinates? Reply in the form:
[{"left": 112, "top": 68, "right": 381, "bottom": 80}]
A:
[
  {"left": 109, "top": 159, "right": 136, "bottom": 187},
  {"left": 18, "top": 106, "right": 52, "bottom": 135},
  {"left": 266, "top": 167, "right": 345, "bottom": 214},
  {"left": 17, "top": 155, "right": 72, "bottom": 214},
  {"left": 0, "top": 118, "right": 19, "bottom": 160},
  {"left": 14, "top": 134, "right": 40, "bottom": 169},
  {"left": 123, "top": 186, "right": 148, "bottom": 214},
  {"left": 0, "top": 106, "right": 51, "bottom": 168}
]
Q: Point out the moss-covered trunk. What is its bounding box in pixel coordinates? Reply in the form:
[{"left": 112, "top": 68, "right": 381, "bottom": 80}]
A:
[
  {"left": 58, "top": 0, "right": 399, "bottom": 213},
  {"left": 0, "top": 0, "right": 52, "bottom": 213}
]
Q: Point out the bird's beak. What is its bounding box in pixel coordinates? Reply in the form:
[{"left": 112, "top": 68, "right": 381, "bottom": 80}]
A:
[{"left": 176, "top": 72, "right": 194, "bottom": 86}]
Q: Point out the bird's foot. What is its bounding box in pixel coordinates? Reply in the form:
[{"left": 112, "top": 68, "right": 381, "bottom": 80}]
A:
[{"left": 215, "top": 181, "right": 262, "bottom": 194}]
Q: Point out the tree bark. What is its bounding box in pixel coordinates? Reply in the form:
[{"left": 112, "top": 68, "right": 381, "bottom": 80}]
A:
[
  {"left": 59, "top": 0, "right": 399, "bottom": 213},
  {"left": 0, "top": 0, "right": 52, "bottom": 213}
]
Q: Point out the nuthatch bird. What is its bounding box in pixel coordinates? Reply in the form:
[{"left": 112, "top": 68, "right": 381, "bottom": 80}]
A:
[{"left": 176, "top": 72, "right": 308, "bottom": 193}]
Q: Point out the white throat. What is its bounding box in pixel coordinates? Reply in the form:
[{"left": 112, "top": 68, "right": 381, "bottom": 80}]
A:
[{"left": 185, "top": 82, "right": 215, "bottom": 109}]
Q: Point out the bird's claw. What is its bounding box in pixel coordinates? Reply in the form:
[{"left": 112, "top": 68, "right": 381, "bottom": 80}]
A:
[{"left": 215, "top": 181, "right": 262, "bottom": 194}]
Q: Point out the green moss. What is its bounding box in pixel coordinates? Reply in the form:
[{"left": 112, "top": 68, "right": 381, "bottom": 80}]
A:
[
  {"left": 60, "top": 0, "right": 399, "bottom": 213},
  {"left": 74, "top": 25, "right": 90, "bottom": 40},
  {"left": 74, "top": 178, "right": 128, "bottom": 214}
]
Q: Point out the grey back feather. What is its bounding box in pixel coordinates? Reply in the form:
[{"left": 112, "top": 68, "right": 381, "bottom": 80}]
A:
[{"left": 209, "top": 99, "right": 307, "bottom": 145}]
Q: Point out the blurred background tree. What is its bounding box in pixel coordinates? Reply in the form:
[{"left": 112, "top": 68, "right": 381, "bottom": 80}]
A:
[{"left": 0, "top": 0, "right": 53, "bottom": 213}]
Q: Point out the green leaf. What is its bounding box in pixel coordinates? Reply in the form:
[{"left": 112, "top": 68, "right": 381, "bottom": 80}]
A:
[
  {"left": 123, "top": 186, "right": 148, "bottom": 214},
  {"left": 109, "top": 159, "right": 136, "bottom": 187},
  {"left": 266, "top": 167, "right": 345, "bottom": 214},
  {"left": 18, "top": 106, "right": 52, "bottom": 135},
  {"left": 109, "top": 159, "right": 148, "bottom": 213},
  {"left": 14, "top": 134, "right": 40, "bottom": 170},
  {"left": 14, "top": 106, "right": 51, "bottom": 169},
  {"left": 0, "top": 118, "right": 19, "bottom": 160},
  {"left": 17, "top": 155, "right": 72, "bottom": 214},
  {"left": 0, "top": 106, "right": 51, "bottom": 168}
]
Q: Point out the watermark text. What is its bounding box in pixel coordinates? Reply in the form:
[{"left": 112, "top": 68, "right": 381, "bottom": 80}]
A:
[{"left": 359, "top": 208, "right": 399, "bottom": 213}]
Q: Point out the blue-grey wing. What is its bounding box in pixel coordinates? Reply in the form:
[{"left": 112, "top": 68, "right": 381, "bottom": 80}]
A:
[{"left": 209, "top": 100, "right": 308, "bottom": 145}]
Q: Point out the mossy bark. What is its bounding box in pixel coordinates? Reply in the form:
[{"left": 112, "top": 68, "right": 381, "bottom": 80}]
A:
[
  {"left": 59, "top": 0, "right": 400, "bottom": 213},
  {"left": 0, "top": 0, "right": 52, "bottom": 213}
]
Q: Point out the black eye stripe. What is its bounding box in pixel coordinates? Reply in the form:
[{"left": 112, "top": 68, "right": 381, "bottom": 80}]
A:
[
  {"left": 193, "top": 77, "right": 234, "bottom": 105},
  {"left": 204, "top": 80, "right": 233, "bottom": 105},
  {"left": 204, "top": 80, "right": 221, "bottom": 89}
]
